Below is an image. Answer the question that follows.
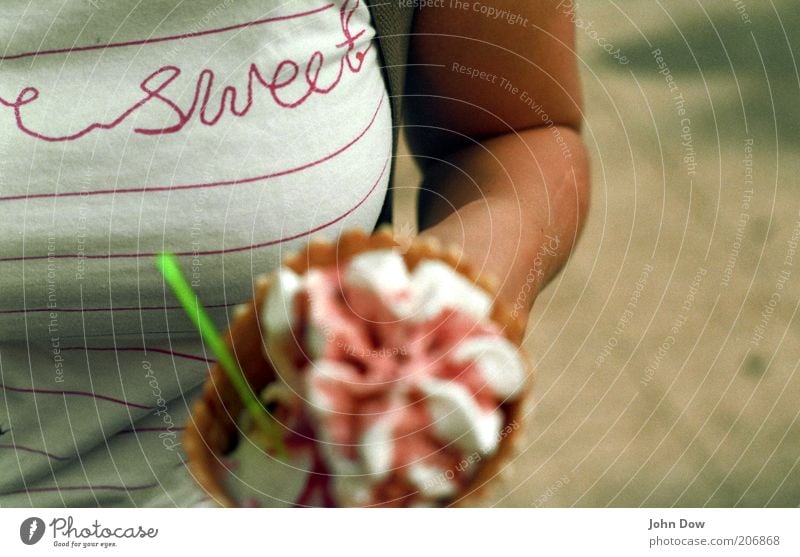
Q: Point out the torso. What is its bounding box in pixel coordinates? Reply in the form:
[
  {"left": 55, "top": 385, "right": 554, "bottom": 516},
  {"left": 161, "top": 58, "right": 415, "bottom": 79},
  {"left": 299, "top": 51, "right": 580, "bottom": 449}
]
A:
[
  {"left": 0, "top": 0, "right": 391, "bottom": 343},
  {"left": 0, "top": 0, "right": 391, "bottom": 506}
]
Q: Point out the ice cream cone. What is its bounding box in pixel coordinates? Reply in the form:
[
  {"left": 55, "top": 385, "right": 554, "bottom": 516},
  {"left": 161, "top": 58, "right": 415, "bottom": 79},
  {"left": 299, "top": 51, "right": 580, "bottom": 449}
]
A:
[{"left": 184, "top": 226, "right": 530, "bottom": 507}]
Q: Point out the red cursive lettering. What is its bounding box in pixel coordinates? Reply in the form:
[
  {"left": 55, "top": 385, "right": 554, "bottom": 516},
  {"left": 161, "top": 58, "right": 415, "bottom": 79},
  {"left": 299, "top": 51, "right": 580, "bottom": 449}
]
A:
[{"left": 0, "top": 0, "right": 372, "bottom": 142}]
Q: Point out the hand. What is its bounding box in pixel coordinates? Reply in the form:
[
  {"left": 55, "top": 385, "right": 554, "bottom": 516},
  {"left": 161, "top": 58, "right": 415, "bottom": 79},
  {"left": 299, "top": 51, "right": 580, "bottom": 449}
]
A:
[{"left": 417, "top": 125, "right": 589, "bottom": 329}]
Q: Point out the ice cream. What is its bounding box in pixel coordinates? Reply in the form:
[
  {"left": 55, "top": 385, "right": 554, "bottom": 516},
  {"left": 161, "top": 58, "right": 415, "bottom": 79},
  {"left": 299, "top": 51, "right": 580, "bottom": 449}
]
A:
[
  {"left": 184, "top": 229, "right": 529, "bottom": 507},
  {"left": 220, "top": 248, "right": 527, "bottom": 507}
]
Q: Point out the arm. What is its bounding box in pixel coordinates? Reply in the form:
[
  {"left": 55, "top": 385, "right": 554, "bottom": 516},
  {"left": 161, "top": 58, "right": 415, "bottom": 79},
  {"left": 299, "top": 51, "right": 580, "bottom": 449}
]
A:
[{"left": 404, "top": 0, "right": 590, "bottom": 322}]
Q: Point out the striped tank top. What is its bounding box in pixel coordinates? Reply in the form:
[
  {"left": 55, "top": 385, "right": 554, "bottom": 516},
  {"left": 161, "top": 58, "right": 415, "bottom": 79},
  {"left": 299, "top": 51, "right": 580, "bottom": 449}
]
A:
[{"left": 0, "top": 0, "right": 391, "bottom": 506}]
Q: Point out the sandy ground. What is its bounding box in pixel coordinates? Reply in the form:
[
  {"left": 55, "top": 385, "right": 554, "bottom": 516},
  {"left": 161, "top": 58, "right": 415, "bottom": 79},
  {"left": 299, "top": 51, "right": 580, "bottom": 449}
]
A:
[{"left": 393, "top": 0, "right": 800, "bottom": 507}]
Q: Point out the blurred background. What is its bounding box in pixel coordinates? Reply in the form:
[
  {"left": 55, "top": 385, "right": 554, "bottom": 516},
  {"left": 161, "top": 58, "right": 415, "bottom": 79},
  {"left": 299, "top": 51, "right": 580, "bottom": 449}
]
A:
[{"left": 396, "top": 0, "right": 800, "bottom": 506}]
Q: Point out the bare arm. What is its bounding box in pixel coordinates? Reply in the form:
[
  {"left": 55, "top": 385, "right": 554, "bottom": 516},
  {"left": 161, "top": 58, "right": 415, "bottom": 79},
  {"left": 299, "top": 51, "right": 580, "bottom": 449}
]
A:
[{"left": 404, "top": 0, "right": 590, "bottom": 322}]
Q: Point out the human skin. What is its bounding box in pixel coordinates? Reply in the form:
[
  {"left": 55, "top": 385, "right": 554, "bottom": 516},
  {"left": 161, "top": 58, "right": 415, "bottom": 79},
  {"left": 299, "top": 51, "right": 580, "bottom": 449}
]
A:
[{"left": 404, "top": 0, "right": 590, "bottom": 324}]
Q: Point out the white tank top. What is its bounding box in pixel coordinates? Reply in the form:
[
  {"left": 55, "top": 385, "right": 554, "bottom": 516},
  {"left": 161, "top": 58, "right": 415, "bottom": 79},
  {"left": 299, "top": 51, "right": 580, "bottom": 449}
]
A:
[
  {"left": 0, "top": 0, "right": 391, "bottom": 506},
  {"left": 0, "top": 0, "right": 392, "bottom": 343}
]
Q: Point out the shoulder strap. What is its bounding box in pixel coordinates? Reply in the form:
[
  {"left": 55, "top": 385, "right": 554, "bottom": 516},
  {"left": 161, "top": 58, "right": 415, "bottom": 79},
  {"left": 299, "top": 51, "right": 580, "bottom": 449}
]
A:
[{"left": 365, "top": 0, "right": 416, "bottom": 225}]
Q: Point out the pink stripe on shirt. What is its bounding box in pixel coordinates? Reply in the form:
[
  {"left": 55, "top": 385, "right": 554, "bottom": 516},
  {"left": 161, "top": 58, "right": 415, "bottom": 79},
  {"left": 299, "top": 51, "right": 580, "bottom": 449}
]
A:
[
  {"left": 0, "top": 156, "right": 387, "bottom": 264},
  {"left": 0, "top": 4, "right": 334, "bottom": 61}
]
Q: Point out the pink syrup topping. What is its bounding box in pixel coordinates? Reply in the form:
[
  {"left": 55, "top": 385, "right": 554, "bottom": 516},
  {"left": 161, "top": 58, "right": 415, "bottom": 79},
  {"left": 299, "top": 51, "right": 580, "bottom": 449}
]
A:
[{"left": 262, "top": 250, "right": 526, "bottom": 506}]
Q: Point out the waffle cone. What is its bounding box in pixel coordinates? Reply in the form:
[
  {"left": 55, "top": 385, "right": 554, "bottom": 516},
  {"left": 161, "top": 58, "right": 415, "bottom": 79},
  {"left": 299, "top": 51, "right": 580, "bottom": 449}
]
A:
[{"left": 183, "top": 227, "right": 531, "bottom": 507}]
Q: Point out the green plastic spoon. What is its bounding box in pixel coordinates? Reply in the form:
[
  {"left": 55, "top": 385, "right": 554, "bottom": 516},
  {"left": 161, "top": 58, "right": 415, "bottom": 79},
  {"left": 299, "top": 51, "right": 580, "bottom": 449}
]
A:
[{"left": 155, "top": 252, "right": 286, "bottom": 456}]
